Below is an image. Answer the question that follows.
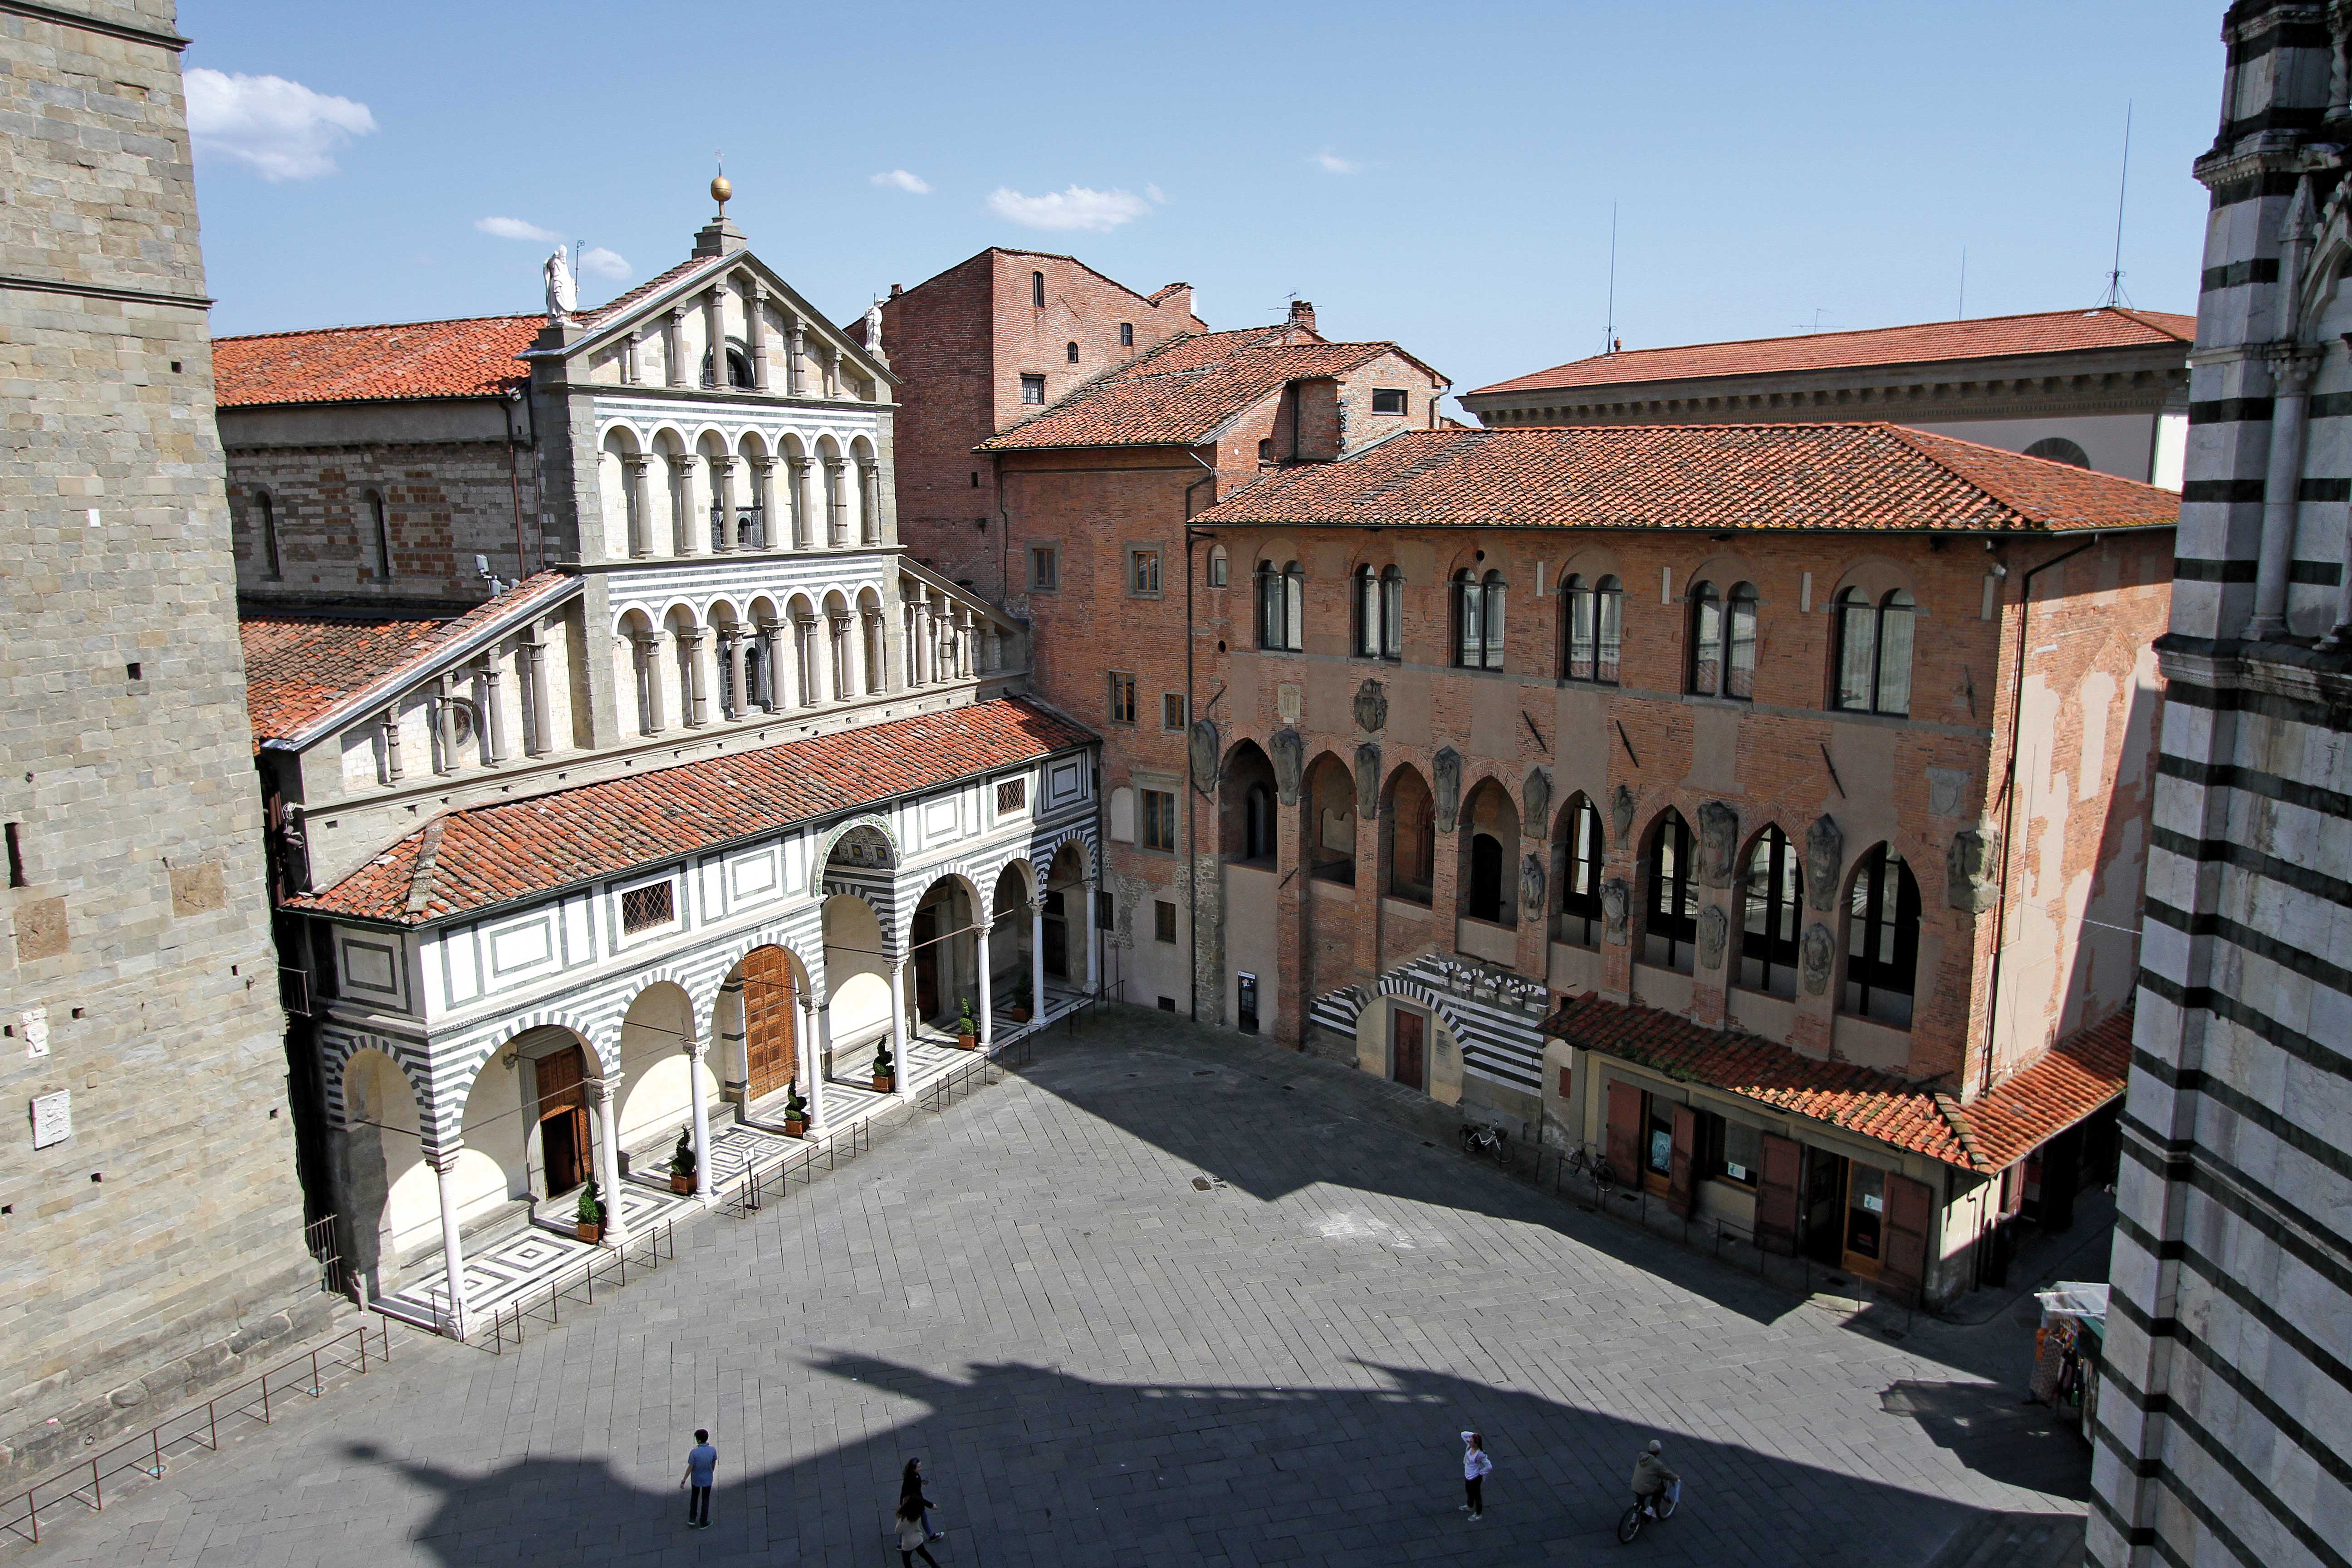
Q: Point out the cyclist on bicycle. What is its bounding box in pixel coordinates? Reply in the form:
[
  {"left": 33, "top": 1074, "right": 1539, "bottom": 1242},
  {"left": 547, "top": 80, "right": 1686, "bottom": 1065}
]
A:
[{"left": 1630, "top": 1439, "right": 1679, "bottom": 1517}]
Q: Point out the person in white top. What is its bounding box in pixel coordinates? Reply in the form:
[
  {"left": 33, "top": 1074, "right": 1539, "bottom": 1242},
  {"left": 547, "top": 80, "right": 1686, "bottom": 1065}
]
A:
[{"left": 1459, "top": 1431, "right": 1493, "bottom": 1520}]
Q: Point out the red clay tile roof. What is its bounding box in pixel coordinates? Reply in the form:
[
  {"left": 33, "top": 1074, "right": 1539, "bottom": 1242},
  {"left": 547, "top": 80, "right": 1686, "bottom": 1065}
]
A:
[
  {"left": 1544, "top": 994, "right": 2129, "bottom": 1171},
  {"left": 573, "top": 255, "right": 725, "bottom": 329},
  {"left": 289, "top": 697, "right": 1095, "bottom": 925},
  {"left": 1469, "top": 307, "right": 2195, "bottom": 399},
  {"left": 214, "top": 316, "right": 541, "bottom": 407},
  {"left": 239, "top": 573, "right": 577, "bottom": 750},
  {"left": 1191, "top": 422, "right": 2179, "bottom": 534},
  {"left": 977, "top": 327, "right": 1445, "bottom": 451}
]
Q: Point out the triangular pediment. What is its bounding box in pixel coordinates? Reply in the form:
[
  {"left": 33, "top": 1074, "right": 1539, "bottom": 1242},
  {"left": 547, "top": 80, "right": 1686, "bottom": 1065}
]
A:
[{"left": 546, "top": 247, "right": 895, "bottom": 387}]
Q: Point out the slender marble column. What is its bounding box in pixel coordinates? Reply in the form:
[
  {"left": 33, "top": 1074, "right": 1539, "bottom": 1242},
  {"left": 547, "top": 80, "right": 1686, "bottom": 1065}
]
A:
[
  {"left": 889, "top": 958, "right": 914, "bottom": 1103},
  {"left": 687, "top": 1043, "right": 713, "bottom": 1199},
  {"left": 432, "top": 1156, "right": 470, "bottom": 1339},
  {"left": 1031, "top": 897, "right": 1048, "bottom": 1027},
  {"left": 976, "top": 923, "right": 995, "bottom": 1050},
  {"left": 594, "top": 1076, "right": 630, "bottom": 1245}
]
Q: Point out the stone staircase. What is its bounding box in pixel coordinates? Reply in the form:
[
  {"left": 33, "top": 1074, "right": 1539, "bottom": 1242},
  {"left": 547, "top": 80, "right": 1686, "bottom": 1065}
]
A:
[{"left": 1924, "top": 1511, "right": 2084, "bottom": 1568}]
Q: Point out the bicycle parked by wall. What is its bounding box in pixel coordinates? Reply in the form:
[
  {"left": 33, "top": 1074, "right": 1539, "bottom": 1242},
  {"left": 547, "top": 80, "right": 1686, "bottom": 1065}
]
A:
[
  {"left": 1458, "top": 1121, "right": 1514, "bottom": 1170},
  {"left": 1566, "top": 1142, "right": 1618, "bottom": 1198}
]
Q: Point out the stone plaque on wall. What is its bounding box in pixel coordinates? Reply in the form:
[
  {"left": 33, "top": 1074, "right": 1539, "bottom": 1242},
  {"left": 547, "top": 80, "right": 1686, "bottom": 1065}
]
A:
[
  {"left": 1926, "top": 767, "right": 1970, "bottom": 818},
  {"left": 1277, "top": 682, "right": 1303, "bottom": 726},
  {"left": 30, "top": 1088, "right": 70, "bottom": 1149}
]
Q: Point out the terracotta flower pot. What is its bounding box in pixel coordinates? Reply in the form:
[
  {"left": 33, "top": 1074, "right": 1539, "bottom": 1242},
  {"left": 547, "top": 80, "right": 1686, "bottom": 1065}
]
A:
[
  {"left": 872, "top": 1074, "right": 893, "bottom": 1092},
  {"left": 669, "top": 1172, "right": 693, "bottom": 1195},
  {"left": 784, "top": 1117, "right": 805, "bottom": 1137},
  {"left": 1008, "top": 1006, "right": 1031, "bottom": 1024},
  {"left": 958, "top": 1033, "right": 977, "bottom": 1051},
  {"left": 577, "top": 1220, "right": 603, "bottom": 1243}
]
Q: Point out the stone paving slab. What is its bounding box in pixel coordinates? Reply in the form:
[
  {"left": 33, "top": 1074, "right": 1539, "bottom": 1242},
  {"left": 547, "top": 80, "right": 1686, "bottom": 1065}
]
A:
[{"left": 12, "top": 1008, "right": 2087, "bottom": 1567}]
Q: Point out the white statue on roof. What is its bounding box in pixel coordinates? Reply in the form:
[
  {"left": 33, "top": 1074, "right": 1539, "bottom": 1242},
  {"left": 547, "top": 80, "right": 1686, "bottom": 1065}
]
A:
[
  {"left": 543, "top": 245, "right": 576, "bottom": 322},
  {"left": 863, "top": 298, "right": 885, "bottom": 358}
]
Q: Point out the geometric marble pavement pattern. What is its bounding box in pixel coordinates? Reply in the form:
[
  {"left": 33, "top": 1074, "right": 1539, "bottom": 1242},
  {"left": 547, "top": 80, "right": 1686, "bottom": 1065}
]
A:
[{"left": 24, "top": 1007, "right": 2087, "bottom": 1568}]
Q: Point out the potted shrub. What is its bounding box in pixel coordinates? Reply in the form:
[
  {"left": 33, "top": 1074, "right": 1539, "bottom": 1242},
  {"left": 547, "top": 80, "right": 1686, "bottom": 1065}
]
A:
[
  {"left": 956, "top": 996, "right": 980, "bottom": 1050},
  {"left": 1008, "top": 974, "right": 1033, "bottom": 1024},
  {"left": 782, "top": 1086, "right": 808, "bottom": 1137},
  {"left": 667, "top": 1127, "right": 697, "bottom": 1195},
  {"left": 871, "top": 1041, "right": 895, "bottom": 1092},
  {"left": 575, "top": 1178, "right": 605, "bottom": 1244}
]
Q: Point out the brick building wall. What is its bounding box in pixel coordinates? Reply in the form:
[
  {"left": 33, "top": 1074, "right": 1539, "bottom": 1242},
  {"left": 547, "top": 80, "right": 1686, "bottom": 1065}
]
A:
[
  {"left": 882, "top": 250, "right": 1202, "bottom": 599},
  {"left": 0, "top": 0, "right": 329, "bottom": 1481}
]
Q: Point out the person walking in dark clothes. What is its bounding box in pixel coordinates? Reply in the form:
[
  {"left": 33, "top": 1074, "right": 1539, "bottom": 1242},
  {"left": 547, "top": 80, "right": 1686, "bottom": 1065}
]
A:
[
  {"left": 895, "top": 1493, "right": 941, "bottom": 1567},
  {"left": 680, "top": 1428, "right": 716, "bottom": 1528},
  {"left": 901, "top": 1457, "right": 943, "bottom": 1542},
  {"left": 1459, "top": 1430, "right": 1492, "bottom": 1520}
]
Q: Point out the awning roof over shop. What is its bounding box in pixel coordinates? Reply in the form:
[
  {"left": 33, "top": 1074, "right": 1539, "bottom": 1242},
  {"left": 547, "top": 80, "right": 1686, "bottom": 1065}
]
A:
[{"left": 1542, "top": 995, "right": 2132, "bottom": 1174}]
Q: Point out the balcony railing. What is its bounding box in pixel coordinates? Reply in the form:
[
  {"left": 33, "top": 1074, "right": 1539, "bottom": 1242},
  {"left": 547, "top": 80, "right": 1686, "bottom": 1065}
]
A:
[{"left": 709, "top": 504, "right": 766, "bottom": 552}]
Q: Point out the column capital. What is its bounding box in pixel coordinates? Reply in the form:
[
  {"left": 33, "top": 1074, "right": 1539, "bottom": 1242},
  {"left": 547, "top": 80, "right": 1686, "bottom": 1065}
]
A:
[
  {"left": 709, "top": 453, "right": 736, "bottom": 475},
  {"left": 621, "top": 451, "right": 650, "bottom": 475}
]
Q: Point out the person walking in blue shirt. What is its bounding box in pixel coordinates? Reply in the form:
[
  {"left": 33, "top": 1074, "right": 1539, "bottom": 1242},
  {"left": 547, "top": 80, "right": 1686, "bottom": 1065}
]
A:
[{"left": 681, "top": 1428, "right": 717, "bottom": 1529}]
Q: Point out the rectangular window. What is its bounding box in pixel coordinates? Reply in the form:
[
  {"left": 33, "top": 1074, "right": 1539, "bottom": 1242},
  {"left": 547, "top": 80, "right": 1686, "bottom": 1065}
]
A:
[
  {"left": 1095, "top": 889, "right": 1115, "bottom": 930},
  {"left": 1107, "top": 671, "right": 1137, "bottom": 724},
  {"left": 995, "top": 776, "right": 1027, "bottom": 813},
  {"left": 1154, "top": 899, "right": 1177, "bottom": 942},
  {"left": 1120, "top": 322, "right": 1135, "bottom": 347},
  {"left": 1029, "top": 545, "right": 1059, "bottom": 591},
  {"left": 1718, "top": 1118, "right": 1761, "bottom": 1187},
  {"left": 1020, "top": 374, "right": 1045, "bottom": 404},
  {"left": 621, "top": 880, "right": 676, "bottom": 935},
  {"left": 1128, "top": 547, "right": 1162, "bottom": 597},
  {"left": 1141, "top": 788, "right": 1177, "bottom": 851},
  {"left": 1161, "top": 693, "right": 1186, "bottom": 730},
  {"left": 1371, "top": 388, "right": 1408, "bottom": 415}
]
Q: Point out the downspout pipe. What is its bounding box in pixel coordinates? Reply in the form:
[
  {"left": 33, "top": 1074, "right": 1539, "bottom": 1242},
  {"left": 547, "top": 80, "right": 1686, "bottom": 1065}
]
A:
[
  {"left": 1182, "top": 449, "right": 1218, "bottom": 1024},
  {"left": 1980, "top": 535, "right": 2099, "bottom": 1098}
]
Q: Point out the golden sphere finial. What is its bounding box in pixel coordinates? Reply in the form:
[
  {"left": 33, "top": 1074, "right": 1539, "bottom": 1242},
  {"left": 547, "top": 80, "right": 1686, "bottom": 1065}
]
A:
[{"left": 710, "top": 173, "right": 732, "bottom": 211}]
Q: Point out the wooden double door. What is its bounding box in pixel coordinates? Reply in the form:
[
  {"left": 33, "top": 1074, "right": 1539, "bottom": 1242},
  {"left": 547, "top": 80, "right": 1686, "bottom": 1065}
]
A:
[
  {"left": 535, "top": 1044, "right": 592, "bottom": 1197},
  {"left": 742, "top": 947, "right": 799, "bottom": 1102}
]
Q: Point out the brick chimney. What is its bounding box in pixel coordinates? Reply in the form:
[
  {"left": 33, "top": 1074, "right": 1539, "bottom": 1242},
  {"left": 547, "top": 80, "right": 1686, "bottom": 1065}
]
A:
[{"left": 1288, "top": 299, "right": 1318, "bottom": 336}]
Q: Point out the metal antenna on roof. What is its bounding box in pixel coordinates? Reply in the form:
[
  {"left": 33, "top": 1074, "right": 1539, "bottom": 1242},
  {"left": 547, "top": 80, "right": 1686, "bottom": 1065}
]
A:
[
  {"left": 2099, "top": 103, "right": 2133, "bottom": 308},
  {"left": 1602, "top": 202, "right": 1618, "bottom": 355},
  {"left": 1957, "top": 246, "right": 1966, "bottom": 321}
]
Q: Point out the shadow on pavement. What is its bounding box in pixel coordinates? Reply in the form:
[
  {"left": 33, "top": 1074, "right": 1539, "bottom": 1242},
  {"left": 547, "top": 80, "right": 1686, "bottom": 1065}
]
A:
[
  {"left": 352, "top": 1351, "right": 2067, "bottom": 1568},
  {"left": 1878, "top": 1380, "right": 2091, "bottom": 1501}
]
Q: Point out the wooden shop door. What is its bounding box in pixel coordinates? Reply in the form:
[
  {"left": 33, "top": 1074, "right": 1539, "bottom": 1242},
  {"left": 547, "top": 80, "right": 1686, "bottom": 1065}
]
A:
[
  {"left": 1392, "top": 1007, "right": 1425, "bottom": 1092},
  {"left": 535, "top": 1043, "right": 592, "bottom": 1196},
  {"left": 742, "top": 947, "right": 799, "bottom": 1102}
]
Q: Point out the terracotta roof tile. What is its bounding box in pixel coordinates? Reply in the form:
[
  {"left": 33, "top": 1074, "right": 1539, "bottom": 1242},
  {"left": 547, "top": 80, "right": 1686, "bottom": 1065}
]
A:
[
  {"left": 1470, "top": 307, "right": 2195, "bottom": 398},
  {"left": 1191, "top": 422, "right": 2178, "bottom": 534},
  {"left": 213, "top": 316, "right": 541, "bottom": 407},
  {"left": 977, "top": 327, "right": 1441, "bottom": 451},
  {"left": 1544, "top": 994, "right": 2129, "bottom": 1171},
  {"left": 238, "top": 573, "right": 576, "bottom": 750},
  {"left": 573, "top": 255, "right": 725, "bottom": 328},
  {"left": 289, "top": 697, "right": 1095, "bottom": 925}
]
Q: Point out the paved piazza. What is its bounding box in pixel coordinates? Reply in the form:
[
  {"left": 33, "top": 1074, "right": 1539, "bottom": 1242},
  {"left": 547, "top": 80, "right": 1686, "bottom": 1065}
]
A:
[{"left": 29, "top": 1012, "right": 2088, "bottom": 1567}]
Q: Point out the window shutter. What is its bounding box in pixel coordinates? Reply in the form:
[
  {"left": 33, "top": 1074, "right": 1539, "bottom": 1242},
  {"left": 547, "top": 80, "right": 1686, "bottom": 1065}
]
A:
[
  {"left": 1880, "top": 1172, "right": 1934, "bottom": 1308},
  {"left": 1756, "top": 1132, "right": 1802, "bottom": 1255},
  {"left": 1605, "top": 1081, "right": 1642, "bottom": 1184},
  {"left": 1669, "top": 1104, "right": 1698, "bottom": 1218}
]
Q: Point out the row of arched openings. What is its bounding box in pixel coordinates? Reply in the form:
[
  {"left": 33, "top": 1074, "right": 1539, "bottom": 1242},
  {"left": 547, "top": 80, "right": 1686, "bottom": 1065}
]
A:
[{"left": 1215, "top": 738, "right": 1921, "bottom": 1027}]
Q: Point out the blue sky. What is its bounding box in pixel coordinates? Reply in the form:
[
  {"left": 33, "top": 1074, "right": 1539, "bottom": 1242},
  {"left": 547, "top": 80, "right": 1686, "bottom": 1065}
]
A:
[{"left": 184, "top": 0, "right": 2223, "bottom": 409}]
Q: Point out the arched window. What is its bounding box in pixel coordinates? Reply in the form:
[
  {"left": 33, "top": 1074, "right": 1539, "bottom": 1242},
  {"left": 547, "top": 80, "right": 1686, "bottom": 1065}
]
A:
[
  {"left": 1834, "top": 587, "right": 1915, "bottom": 716},
  {"left": 1561, "top": 573, "right": 1622, "bottom": 684},
  {"left": 1353, "top": 564, "right": 1380, "bottom": 658},
  {"left": 365, "top": 489, "right": 392, "bottom": 582},
  {"left": 1739, "top": 826, "right": 1801, "bottom": 998},
  {"left": 1379, "top": 566, "right": 1403, "bottom": 660},
  {"left": 1206, "top": 545, "right": 1229, "bottom": 588},
  {"left": 701, "top": 345, "right": 755, "bottom": 388},
  {"left": 1556, "top": 795, "right": 1605, "bottom": 946},
  {"left": 1844, "top": 845, "right": 1921, "bottom": 1027},
  {"left": 1032, "top": 270, "right": 1045, "bottom": 308},
  {"left": 1688, "top": 579, "right": 1758, "bottom": 698},
  {"left": 1066, "top": 341, "right": 1080, "bottom": 364},
  {"left": 2024, "top": 436, "right": 2090, "bottom": 469},
  {"left": 255, "top": 490, "right": 280, "bottom": 578},
  {"left": 1467, "top": 833, "right": 1505, "bottom": 922},
  {"left": 1453, "top": 569, "right": 1505, "bottom": 671},
  {"left": 1256, "top": 560, "right": 1303, "bottom": 651},
  {"left": 1642, "top": 810, "right": 1698, "bottom": 972}
]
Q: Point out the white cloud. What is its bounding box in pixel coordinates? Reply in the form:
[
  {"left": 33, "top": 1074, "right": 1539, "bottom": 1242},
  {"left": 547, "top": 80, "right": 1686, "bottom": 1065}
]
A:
[
  {"left": 986, "top": 185, "right": 1152, "bottom": 234},
  {"left": 1146, "top": 183, "right": 1169, "bottom": 204},
  {"left": 475, "top": 215, "right": 561, "bottom": 244},
  {"left": 579, "top": 246, "right": 632, "bottom": 281},
  {"left": 1312, "top": 151, "right": 1360, "bottom": 175},
  {"left": 185, "top": 68, "right": 375, "bottom": 182},
  {"left": 870, "top": 169, "right": 932, "bottom": 195}
]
